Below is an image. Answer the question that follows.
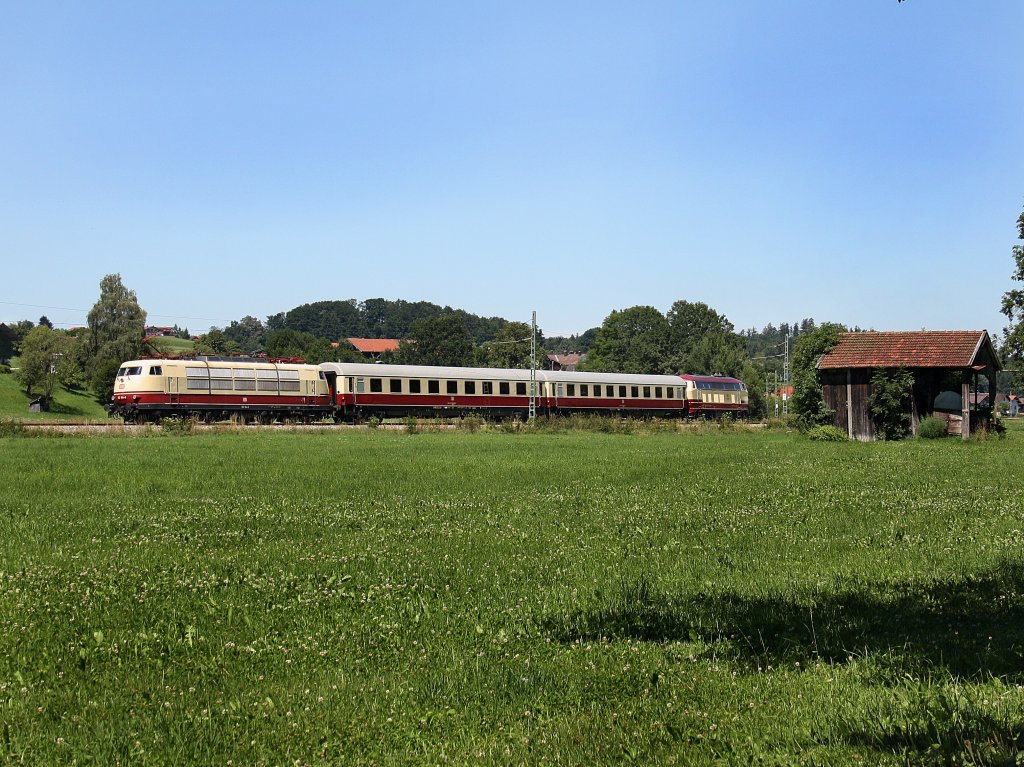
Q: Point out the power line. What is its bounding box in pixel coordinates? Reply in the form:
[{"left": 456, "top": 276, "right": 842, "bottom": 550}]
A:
[{"left": 0, "top": 300, "right": 231, "bottom": 324}]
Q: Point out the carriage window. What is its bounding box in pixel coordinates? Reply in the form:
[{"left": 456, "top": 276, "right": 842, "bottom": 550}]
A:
[
  {"left": 594, "top": 386, "right": 602, "bottom": 398},
  {"left": 409, "top": 380, "right": 421, "bottom": 394},
  {"left": 428, "top": 380, "right": 440, "bottom": 394},
  {"left": 447, "top": 380, "right": 458, "bottom": 395},
  {"left": 481, "top": 381, "right": 492, "bottom": 395},
  {"left": 619, "top": 385, "right": 626, "bottom": 397},
  {"left": 465, "top": 381, "right": 476, "bottom": 395},
  {"left": 356, "top": 378, "right": 365, "bottom": 393},
  {"left": 389, "top": 379, "right": 402, "bottom": 393},
  {"left": 643, "top": 386, "right": 651, "bottom": 398},
  {"left": 631, "top": 386, "right": 639, "bottom": 398},
  {"left": 567, "top": 384, "right": 576, "bottom": 396},
  {"left": 234, "top": 368, "right": 255, "bottom": 391},
  {"left": 655, "top": 387, "right": 663, "bottom": 398},
  {"left": 579, "top": 384, "right": 587, "bottom": 396},
  {"left": 499, "top": 381, "right": 510, "bottom": 395},
  {"left": 370, "top": 378, "right": 383, "bottom": 393},
  {"left": 257, "top": 371, "right": 279, "bottom": 392},
  {"left": 516, "top": 382, "right": 527, "bottom": 396}
]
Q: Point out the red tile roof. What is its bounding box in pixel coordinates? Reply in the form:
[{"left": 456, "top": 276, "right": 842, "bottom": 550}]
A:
[
  {"left": 817, "top": 331, "right": 996, "bottom": 370},
  {"left": 347, "top": 338, "right": 401, "bottom": 354}
]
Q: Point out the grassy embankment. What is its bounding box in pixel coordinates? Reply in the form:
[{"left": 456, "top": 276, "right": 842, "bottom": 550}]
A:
[
  {"left": 1, "top": 426, "right": 1023, "bottom": 765},
  {"left": 0, "top": 369, "right": 108, "bottom": 422},
  {"left": 0, "top": 337, "right": 194, "bottom": 422}
]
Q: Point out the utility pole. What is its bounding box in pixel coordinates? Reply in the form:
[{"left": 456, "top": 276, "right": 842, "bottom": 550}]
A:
[
  {"left": 782, "top": 333, "right": 791, "bottom": 415},
  {"left": 529, "top": 311, "right": 537, "bottom": 420}
]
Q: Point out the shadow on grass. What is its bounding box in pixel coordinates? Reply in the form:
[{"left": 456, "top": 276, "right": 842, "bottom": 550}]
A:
[{"left": 540, "top": 560, "right": 1024, "bottom": 681}]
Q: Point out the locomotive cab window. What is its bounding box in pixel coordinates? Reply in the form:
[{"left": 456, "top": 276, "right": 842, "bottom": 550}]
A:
[{"left": 149, "top": 366, "right": 162, "bottom": 376}]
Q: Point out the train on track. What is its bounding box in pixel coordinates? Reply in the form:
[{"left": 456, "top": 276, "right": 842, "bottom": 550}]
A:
[{"left": 107, "top": 357, "right": 749, "bottom": 424}]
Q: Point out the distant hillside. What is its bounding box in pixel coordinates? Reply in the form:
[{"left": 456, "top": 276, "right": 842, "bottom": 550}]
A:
[{"left": 267, "top": 298, "right": 518, "bottom": 344}]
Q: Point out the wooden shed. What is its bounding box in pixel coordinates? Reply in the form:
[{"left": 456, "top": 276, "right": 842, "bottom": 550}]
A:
[{"left": 816, "top": 330, "right": 1000, "bottom": 440}]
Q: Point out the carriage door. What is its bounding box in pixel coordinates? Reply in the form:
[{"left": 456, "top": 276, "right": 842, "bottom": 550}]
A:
[{"left": 168, "top": 375, "right": 179, "bottom": 404}]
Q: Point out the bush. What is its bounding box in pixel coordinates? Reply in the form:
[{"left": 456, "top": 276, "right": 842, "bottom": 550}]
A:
[
  {"left": 365, "top": 416, "right": 382, "bottom": 429},
  {"left": 404, "top": 416, "right": 419, "bottom": 434},
  {"left": 160, "top": 417, "right": 197, "bottom": 435},
  {"left": 0, "top": 418, "right": 25, "bottom": 437},
  {"left": 806, "top": 425, "right": 848, "bottom": 442},
  {"left": 458, "top": 414, "right": 485, "bottom": 433},
  {"left": 0, "top": 364, "right": 11, "bottom": 375},
  {"left": 917, "top": 416, "right": 948, "bottom": 439},
  {"left": 868, "top": 367, "right": 914, "bottom": 441}
]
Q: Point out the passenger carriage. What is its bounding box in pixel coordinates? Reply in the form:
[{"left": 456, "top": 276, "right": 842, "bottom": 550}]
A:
[
  {"left": 541, "top": 370, "right": 687, "bottom": 416},
  {"left": 318, "top": 362, "right": 538, "bottom": 421}
]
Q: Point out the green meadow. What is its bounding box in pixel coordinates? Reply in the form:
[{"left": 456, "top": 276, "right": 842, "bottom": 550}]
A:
[{"left": 1, "top": 426, "right": 1023, "bottom": 765}]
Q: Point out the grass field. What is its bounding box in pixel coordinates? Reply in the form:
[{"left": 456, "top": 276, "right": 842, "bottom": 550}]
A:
[
  {"left": 0, "top": 370, "right": 110, "bottom": 422},
  {"left": 1, "top": 426, "right": 1023, "bottom": 765}
]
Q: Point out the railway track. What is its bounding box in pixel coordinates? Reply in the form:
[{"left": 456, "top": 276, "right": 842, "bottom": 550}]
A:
[{"left": 18, "top": 421, "right": 455, "bottom": 432}]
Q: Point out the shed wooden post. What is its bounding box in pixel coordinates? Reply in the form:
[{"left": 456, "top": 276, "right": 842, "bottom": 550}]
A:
[
  {"left": 961, "top": 373, "right": 970, "bottom": 440},
  {"left": 846, "top": 369, "right": 854, "bottom": 438}
]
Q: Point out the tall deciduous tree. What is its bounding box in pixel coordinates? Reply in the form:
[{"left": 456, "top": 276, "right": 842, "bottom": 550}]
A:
[
  {"left": 393, "top": 314, "right": 475, "bottom": 367},
  {"left": 16, "top": 325, "right": 65, "bottom": 401},
  {"left": 791, "top": 322, "right": 846, "bottom": 428},
  {"left": 86, "top": 274, "right": 147, "bottom": 401},
  {"left": 484, "top": 321, "right": 536, "bottom": 369},
  {"left": 665, "top": 300, "right": 746, "bottom": 375},
  {"left": 583, "top": 306, "right": 670, "bottom": 374},
  {"left": 1000, "top": 208, "right": 1024, "bottom": 388}
]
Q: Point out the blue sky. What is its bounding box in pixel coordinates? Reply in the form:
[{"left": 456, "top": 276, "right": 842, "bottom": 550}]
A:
[{"left": 2, "top": 1, "right": 1022, "bottom": 338}]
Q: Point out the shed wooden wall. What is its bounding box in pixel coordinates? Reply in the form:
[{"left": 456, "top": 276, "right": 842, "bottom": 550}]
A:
[{"left": 821, "top": 370, "right": 874, "bottom": 440}]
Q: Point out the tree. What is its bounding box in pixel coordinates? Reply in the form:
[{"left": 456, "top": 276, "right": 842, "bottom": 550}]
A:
[
  {"left": 222, "top": 315, "right": 266, "bottom": 352},
  {"left": 393, "top": 314, "right": 475, "bottom": 367},
  {"left": 264, "top": 329, "right": 343, "bottom": 365},
  {"left": 1001, "top": 208, "right": 1024, "bottom": 388},
  {"left": 790, "top": 322, "right": 846, "bottom": 429},
  {"left": 483, "top": 321, "right": 536, "bottom": 369},
  {"left": 38, "top": 315, "right": 54, "bottom": 329},
  {"left": 0, "top": 323, "right": 15, "bottom": 362},
  {"left": 16, "top": 325, "right": 65, "bottom": 402},
  {"left": 665, "top": 300, "right": 747, "bottom": 376},
  {"left": 85, "top": 274, "right": 147, "bottom": 402},
  {"left": 583, "top": 306, "right": 671, "bottom": 374}
]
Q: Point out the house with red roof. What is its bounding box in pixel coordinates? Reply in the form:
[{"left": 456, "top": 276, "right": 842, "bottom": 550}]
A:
[
  {"left": 346, "top": 338, "right": 401, "bottom": 361},
  {"left": 816, "top": 330, "right": 1000, "bottom": 440}
]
